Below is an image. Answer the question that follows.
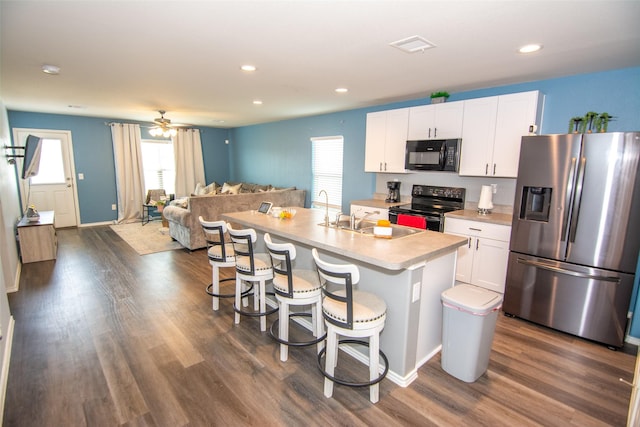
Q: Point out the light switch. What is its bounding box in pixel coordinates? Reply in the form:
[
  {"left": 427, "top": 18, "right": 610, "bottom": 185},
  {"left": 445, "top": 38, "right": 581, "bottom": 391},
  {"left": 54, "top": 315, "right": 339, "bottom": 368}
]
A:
[{"left": 78, "top": 173, "right": 84, "bottom": 180}]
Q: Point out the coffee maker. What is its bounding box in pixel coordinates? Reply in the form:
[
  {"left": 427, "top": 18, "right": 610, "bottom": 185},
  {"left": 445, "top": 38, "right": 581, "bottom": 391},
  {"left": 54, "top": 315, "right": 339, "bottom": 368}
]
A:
[{"left": 386, "top": 181, "right": 401, "bottom": 203}]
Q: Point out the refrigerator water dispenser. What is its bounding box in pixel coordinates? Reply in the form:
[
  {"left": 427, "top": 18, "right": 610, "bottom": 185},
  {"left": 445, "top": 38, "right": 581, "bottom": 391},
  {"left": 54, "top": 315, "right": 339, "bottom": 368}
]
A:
[{"left": 520, "top": 186, "right": 552, "bottom": 221}]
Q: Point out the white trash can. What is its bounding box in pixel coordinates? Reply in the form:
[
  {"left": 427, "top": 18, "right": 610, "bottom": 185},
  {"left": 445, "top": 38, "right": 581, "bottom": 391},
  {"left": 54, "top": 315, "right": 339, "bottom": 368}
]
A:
[{"left": 440, "top": 284, "right": 503, "bottom": 382}]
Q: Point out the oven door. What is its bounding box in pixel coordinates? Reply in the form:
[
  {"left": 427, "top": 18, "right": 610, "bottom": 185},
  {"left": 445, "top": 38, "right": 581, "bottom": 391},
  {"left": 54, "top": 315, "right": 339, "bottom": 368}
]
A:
[{"left": 389, "top": 210, "right": 443, "bottom": 232}]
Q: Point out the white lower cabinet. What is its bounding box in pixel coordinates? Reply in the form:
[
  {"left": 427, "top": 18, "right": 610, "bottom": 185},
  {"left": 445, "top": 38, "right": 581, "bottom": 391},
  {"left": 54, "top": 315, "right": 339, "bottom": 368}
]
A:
[
  {"left": 350, "top": 204, "right": 389, "bottom": 221},
  {"left": 444, "top": 217, "right": 510, "bottom": 293}
]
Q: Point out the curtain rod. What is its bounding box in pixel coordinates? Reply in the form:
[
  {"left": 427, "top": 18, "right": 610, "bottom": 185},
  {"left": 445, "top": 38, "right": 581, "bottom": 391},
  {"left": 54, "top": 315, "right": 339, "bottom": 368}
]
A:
[{"left": 104, "top": 122, "right": 202, "bottom": 132}]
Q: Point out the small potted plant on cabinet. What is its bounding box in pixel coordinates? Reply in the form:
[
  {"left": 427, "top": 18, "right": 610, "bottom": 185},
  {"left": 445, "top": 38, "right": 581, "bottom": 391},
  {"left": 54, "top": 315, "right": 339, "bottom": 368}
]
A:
[{"left": 430, "top": 91, "right": 450, "bottom": 104}]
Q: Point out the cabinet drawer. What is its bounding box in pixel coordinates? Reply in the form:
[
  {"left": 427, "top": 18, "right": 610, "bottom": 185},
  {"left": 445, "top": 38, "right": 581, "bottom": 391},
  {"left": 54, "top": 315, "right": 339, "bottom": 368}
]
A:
[{"left": 444, "top": 218, "right": 511, "bottom": 241}]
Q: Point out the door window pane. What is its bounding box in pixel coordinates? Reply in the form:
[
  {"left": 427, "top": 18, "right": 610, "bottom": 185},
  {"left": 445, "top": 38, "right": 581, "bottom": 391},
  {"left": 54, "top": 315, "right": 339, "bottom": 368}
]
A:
[{"left": 30, "top": 138, "right": 65, "bottom": 184}]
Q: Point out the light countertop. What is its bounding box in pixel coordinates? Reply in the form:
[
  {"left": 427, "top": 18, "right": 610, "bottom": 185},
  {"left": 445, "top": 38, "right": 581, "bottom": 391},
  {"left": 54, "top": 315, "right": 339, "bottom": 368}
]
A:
[
  {"left": 222, "top": 208, "right": 466, "bottom": 270},
  {"left": 445, "top": 209, "right": 513, "bottom": 226}
]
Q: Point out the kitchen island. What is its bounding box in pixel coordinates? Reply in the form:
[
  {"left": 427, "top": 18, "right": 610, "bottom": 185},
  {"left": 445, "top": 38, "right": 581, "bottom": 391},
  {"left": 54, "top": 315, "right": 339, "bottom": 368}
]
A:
[{"left": 222, "top": 208, "right": 466, "bottom": 386}]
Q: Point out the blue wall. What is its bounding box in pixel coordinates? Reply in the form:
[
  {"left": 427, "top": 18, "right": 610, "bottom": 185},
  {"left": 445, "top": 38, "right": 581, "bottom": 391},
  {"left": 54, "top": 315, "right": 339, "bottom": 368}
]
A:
[
  {"left": 6, "top": 112, "right": 230, "bottom": 224},
  {"left": 230, "top": 67, "right": 640, "bottom": 209},
  {"left": 8, "top": 66, "right": 640, "bottom": 223}
]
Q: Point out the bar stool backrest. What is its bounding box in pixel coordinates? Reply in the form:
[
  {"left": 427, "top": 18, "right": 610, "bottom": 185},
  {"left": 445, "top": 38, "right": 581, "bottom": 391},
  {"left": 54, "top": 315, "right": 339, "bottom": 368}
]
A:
[
  {"left": 199, "top": 216, "right": 232, "bottom": 262},
  {"left": 227, "top": 223, "right": 259, "bottom": 275},
  {"left": 312, "top": 248, "right": 360, "bottom": 330},
  {"left": 264, "top": 233, "right": 296, "bottom": 298}
]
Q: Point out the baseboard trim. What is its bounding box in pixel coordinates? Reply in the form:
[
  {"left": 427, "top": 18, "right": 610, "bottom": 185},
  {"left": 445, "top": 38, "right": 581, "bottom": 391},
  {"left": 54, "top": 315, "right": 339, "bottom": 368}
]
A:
[
  {"left": 0, "top": 315, "right": 15, "bottom": 426},
  {"left": 6, "top": 263, "right": 21, "bottom": 293}
]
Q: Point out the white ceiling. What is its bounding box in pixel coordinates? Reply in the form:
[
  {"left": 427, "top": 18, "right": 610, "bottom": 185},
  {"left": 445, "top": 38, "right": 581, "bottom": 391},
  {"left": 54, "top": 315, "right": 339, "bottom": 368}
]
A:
[{"left": 2, "top": 1, "right": 639, "bottom": 128}]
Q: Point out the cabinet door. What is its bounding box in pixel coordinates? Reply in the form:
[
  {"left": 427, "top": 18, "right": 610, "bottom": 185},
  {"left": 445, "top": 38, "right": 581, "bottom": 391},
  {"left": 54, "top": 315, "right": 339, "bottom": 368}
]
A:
[
  {"left": 383, "top": 108, "right": 409, "bottom": 172},
  {"left": 432, "top": 101, "right": 464, "bottom": 139},
  {"left": 459, "top": 96, "right": 498, "bottom": 176},
  {"left": 492, "top": 91, "right": 540, "bottom": 177},
  {"left": 453, "top": 234, "right": 474, "bottom": 283},
  {"left": 407, "top": 105, "right": 434, "bottom": 140},
  {"left": 364, "top": 111, "right": 387, "bottom": 172},
  {"left": 471, "top": 237, "right": 509, "bottom": 293}
]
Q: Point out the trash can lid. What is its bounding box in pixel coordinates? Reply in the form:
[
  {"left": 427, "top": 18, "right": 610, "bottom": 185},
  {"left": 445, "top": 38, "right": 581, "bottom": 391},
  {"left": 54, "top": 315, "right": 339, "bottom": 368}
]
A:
[{"left": 441, "top": 284, "right": 503, "bottom": 314}]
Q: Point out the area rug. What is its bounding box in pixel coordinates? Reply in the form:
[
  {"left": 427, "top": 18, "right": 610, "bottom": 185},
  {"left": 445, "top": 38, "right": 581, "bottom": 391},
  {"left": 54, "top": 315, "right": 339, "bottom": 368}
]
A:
[{"left": 110, "top": 221, "right": 184, "bottom": 255}]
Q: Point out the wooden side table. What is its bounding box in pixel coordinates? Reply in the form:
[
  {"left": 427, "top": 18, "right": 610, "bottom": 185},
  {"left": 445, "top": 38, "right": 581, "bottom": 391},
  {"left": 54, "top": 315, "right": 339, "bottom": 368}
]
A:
[{"left": 17, "top": 210, "right": 57, "bottom": 263}]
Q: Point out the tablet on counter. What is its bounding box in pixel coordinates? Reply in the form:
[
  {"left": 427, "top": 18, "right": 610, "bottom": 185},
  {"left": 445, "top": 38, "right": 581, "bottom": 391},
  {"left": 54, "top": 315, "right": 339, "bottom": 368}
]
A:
[{"left": 258, "top": 201, "right": 273, "bottom": 214}]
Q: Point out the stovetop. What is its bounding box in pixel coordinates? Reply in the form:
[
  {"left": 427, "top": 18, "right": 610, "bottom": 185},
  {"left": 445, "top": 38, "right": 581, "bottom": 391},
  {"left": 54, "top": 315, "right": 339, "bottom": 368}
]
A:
[{"left": 390, "top": 185, "right": 466, "bottom": 215}]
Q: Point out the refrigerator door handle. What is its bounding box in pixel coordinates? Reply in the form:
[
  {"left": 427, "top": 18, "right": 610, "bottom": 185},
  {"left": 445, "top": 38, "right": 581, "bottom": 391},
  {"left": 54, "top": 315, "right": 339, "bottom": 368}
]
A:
[
  {"left": 516, "top": 257, "right": 620, "bottom": 283},
  {"left": 561, "top": 157, "right": 578, "bottom": 241},
  {"left": 568, "top": 157, "right": 587, "bottom": 245}
]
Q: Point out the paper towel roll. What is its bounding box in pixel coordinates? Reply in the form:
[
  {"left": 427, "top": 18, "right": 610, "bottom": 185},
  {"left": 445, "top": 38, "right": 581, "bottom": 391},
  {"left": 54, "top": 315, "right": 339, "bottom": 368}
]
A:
[{"left": 478, "top": 185, "right": 494, "bottom": 211}]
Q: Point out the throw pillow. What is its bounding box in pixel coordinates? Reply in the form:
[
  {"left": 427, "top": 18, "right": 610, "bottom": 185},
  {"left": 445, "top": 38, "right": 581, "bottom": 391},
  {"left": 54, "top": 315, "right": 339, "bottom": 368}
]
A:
[
  {"left": 194, "top": 182, "right": 206, "bottom": 196},
  {"left": 203, "top": 182, "right": 218, "bottom": 195},
  {"left": 221, "top": 182, "right": 242, "bottom": 195}
]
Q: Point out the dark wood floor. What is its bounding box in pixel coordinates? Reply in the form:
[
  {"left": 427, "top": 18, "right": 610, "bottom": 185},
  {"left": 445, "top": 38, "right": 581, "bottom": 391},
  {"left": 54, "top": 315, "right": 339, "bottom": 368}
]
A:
[{"left": 4, "top": 225, "right": 637, "bottom": 426}]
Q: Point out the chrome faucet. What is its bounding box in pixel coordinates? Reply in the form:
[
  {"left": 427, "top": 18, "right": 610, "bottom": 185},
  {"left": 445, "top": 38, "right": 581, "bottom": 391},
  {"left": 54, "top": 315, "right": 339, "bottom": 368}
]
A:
[
  {"left": 355, "top": 210, "right": 380, "bottom": 229},
  {"left": 319, "top": 189, "right": 329, "bottom": 226}
]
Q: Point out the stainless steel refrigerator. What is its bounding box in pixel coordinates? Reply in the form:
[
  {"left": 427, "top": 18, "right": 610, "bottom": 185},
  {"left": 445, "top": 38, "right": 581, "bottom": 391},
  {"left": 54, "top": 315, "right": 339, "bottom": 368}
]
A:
[{"left": 504, "top": 132, "right": 640, "bottom": 348}]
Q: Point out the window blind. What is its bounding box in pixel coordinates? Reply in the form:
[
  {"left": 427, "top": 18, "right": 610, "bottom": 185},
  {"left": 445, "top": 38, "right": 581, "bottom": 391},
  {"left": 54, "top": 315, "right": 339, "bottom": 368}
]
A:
[{"left": 311, "top": 136, "right": 343, "bottom": 210}]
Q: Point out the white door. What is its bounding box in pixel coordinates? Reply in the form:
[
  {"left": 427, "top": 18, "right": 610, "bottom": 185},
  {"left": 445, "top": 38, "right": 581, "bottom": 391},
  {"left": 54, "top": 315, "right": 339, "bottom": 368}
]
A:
[{"left": 13, "top": 129, "right": 79, "bottom": 228}]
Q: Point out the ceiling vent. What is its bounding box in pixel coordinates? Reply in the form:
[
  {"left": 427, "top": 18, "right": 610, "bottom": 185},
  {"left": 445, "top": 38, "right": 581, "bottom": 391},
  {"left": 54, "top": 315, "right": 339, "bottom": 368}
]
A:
[{"left": 389, "top": 35, "right": 436, "bottom": 53}]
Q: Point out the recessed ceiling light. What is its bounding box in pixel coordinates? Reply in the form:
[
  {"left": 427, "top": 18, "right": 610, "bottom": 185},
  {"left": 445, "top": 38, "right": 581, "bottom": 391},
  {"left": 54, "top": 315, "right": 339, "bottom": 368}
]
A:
[
  {"left": 42, "top": 64, "right": 61, "bottom": 75},
  {"left": 390, "top": 35, "right": 436, "bottom": 53},
  {"left": 518, "top": 44, "right": 543, "bottom": 54},
  {"left": 335, "top": 88, "right": 348, "bottom": 93},
  {"left": 241, "top": 64, "right": 257, "bottom": 71},
  {"left": 253, "top": 100, "right": 263, "bottom": 105}
]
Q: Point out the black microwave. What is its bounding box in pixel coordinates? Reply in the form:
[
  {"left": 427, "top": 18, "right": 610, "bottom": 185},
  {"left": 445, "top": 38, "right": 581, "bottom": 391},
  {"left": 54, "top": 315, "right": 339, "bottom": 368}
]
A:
[{"left": 405, "top": 139, "right": 461, "bottom": 171}]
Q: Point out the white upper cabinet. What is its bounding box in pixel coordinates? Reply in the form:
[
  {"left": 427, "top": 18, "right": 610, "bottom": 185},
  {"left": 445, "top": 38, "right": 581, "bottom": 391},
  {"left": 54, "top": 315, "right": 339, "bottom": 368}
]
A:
[
  {"left": 365, "top": 108, "right": 409, "bottom": 173},
  {"left": 459, "top": 91, "right": 542, "bottom": 178},
  {"left": 407, "top": 101, "right": 464, "bottom": 140}
]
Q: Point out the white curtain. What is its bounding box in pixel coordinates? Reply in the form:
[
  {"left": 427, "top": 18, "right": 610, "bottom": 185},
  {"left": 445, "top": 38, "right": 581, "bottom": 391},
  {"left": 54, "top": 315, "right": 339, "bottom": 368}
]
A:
[
  {"left": 110, "top": 123, "right": 145, "bottom": 223},
  {"left": 173, "top": 128, "right": 205, "bottom": 197}
]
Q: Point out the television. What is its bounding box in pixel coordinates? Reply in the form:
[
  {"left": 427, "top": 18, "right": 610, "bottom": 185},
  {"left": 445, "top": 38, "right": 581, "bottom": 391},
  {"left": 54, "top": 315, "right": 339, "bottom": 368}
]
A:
[{"left": 21, "top": 135, "right": 43, "bottom": 179}]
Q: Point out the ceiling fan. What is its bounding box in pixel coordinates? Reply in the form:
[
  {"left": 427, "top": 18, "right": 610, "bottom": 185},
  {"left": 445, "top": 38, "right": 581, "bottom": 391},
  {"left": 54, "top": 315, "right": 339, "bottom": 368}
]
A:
[{"left": 149, "top": 110, "right": 189, "bottom": 137}]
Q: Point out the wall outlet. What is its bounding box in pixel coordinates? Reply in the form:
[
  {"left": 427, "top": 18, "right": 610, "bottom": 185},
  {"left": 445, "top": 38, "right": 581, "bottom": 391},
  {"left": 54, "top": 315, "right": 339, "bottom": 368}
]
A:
[
  {"left": 78, "top": 173, "right": 84, "bottom": 180},
  {"left": 111, "top": 204, "right": 116, "bottom": 211},
  {"left": 491, "top": 183, "right": 498, "bottom": 193}
]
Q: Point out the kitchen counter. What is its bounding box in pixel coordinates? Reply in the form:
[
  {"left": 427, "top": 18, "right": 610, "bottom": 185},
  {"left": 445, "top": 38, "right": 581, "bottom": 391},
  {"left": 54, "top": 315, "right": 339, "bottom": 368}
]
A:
[
  {"left": 224, "top": 208, "right": 465, "bottom": 270},
  {"left": 445, "top": 209, "right": 513, "bottom": 226},
  {"left": 222, "top": 208, "right": 466, "bottom": 386}
]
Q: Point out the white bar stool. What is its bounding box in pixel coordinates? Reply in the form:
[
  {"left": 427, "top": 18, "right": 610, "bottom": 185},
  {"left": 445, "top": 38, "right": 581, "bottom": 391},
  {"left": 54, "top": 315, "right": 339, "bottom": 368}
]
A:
[
  {"left": 312, "top": 248, "right": 389, "bottom": 404},
  {"left": 264, "top": 233, "right": 326, "bottom": 362},
  {"left": 199, "top": 216, "right": 248, "bottom": 311},
  {"left": 227, "top": 223, "right": 277, "bottom": 331}
]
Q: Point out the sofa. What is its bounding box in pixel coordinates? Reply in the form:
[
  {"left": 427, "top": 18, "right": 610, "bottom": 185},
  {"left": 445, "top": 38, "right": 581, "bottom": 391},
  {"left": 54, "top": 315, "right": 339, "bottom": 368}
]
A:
[{"left": 163, "top": 184, "right": 306, "bottom": 250}]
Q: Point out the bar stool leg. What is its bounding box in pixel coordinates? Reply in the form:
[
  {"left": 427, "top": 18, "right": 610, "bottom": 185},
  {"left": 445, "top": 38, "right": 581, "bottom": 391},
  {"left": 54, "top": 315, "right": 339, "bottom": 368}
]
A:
[
  {"left": 370, "top": 334, "right": 380, "bottom": 403},
  {"left": 324, "top": 327, "right": 338, "bottom": 398},
  {"left": 259, "top": 279, "right": 267, "bottom": 331},
  {"left": 235, "top": 276, "right": 242, "bottom": 325},
  {"left": 315, "top": 301, "right": 325, "bottom": 354},
  {"left": 279, "top": 302, "right": 289, "bottom": 361},
  {"left": 211, "top": 266, "right": 220, "bottom": 311}
]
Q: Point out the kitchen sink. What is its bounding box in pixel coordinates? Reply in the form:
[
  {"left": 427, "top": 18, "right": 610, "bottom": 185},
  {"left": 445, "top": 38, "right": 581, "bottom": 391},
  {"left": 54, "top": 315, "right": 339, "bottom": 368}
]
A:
[{"left": 318, "top": 219, "right": 425, "bottom": 239}]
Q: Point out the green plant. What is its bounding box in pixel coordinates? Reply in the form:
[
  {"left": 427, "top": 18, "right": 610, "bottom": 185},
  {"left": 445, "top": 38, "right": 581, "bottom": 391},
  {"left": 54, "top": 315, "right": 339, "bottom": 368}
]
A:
[
  {"left": 568, "top": 117, "right": 583, "bottom": 133},
  {"left": 595, "top": 113, "right": 613, "bottom": 132},
  {"left": 430, "top": 91, "right": 450, "bottom": 99}
]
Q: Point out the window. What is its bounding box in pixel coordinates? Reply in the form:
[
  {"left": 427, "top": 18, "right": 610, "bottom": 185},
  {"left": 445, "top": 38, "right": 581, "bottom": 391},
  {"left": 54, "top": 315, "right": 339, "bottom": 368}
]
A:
[
  {"left": 141, "top": 139, "right": 175, "bottom": 195},
  {"left": 311, "top": 136, "right": 343, "bottom": 212},
  {"left": 30, "top": 138, "right": 65, "bottom": 185}
]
